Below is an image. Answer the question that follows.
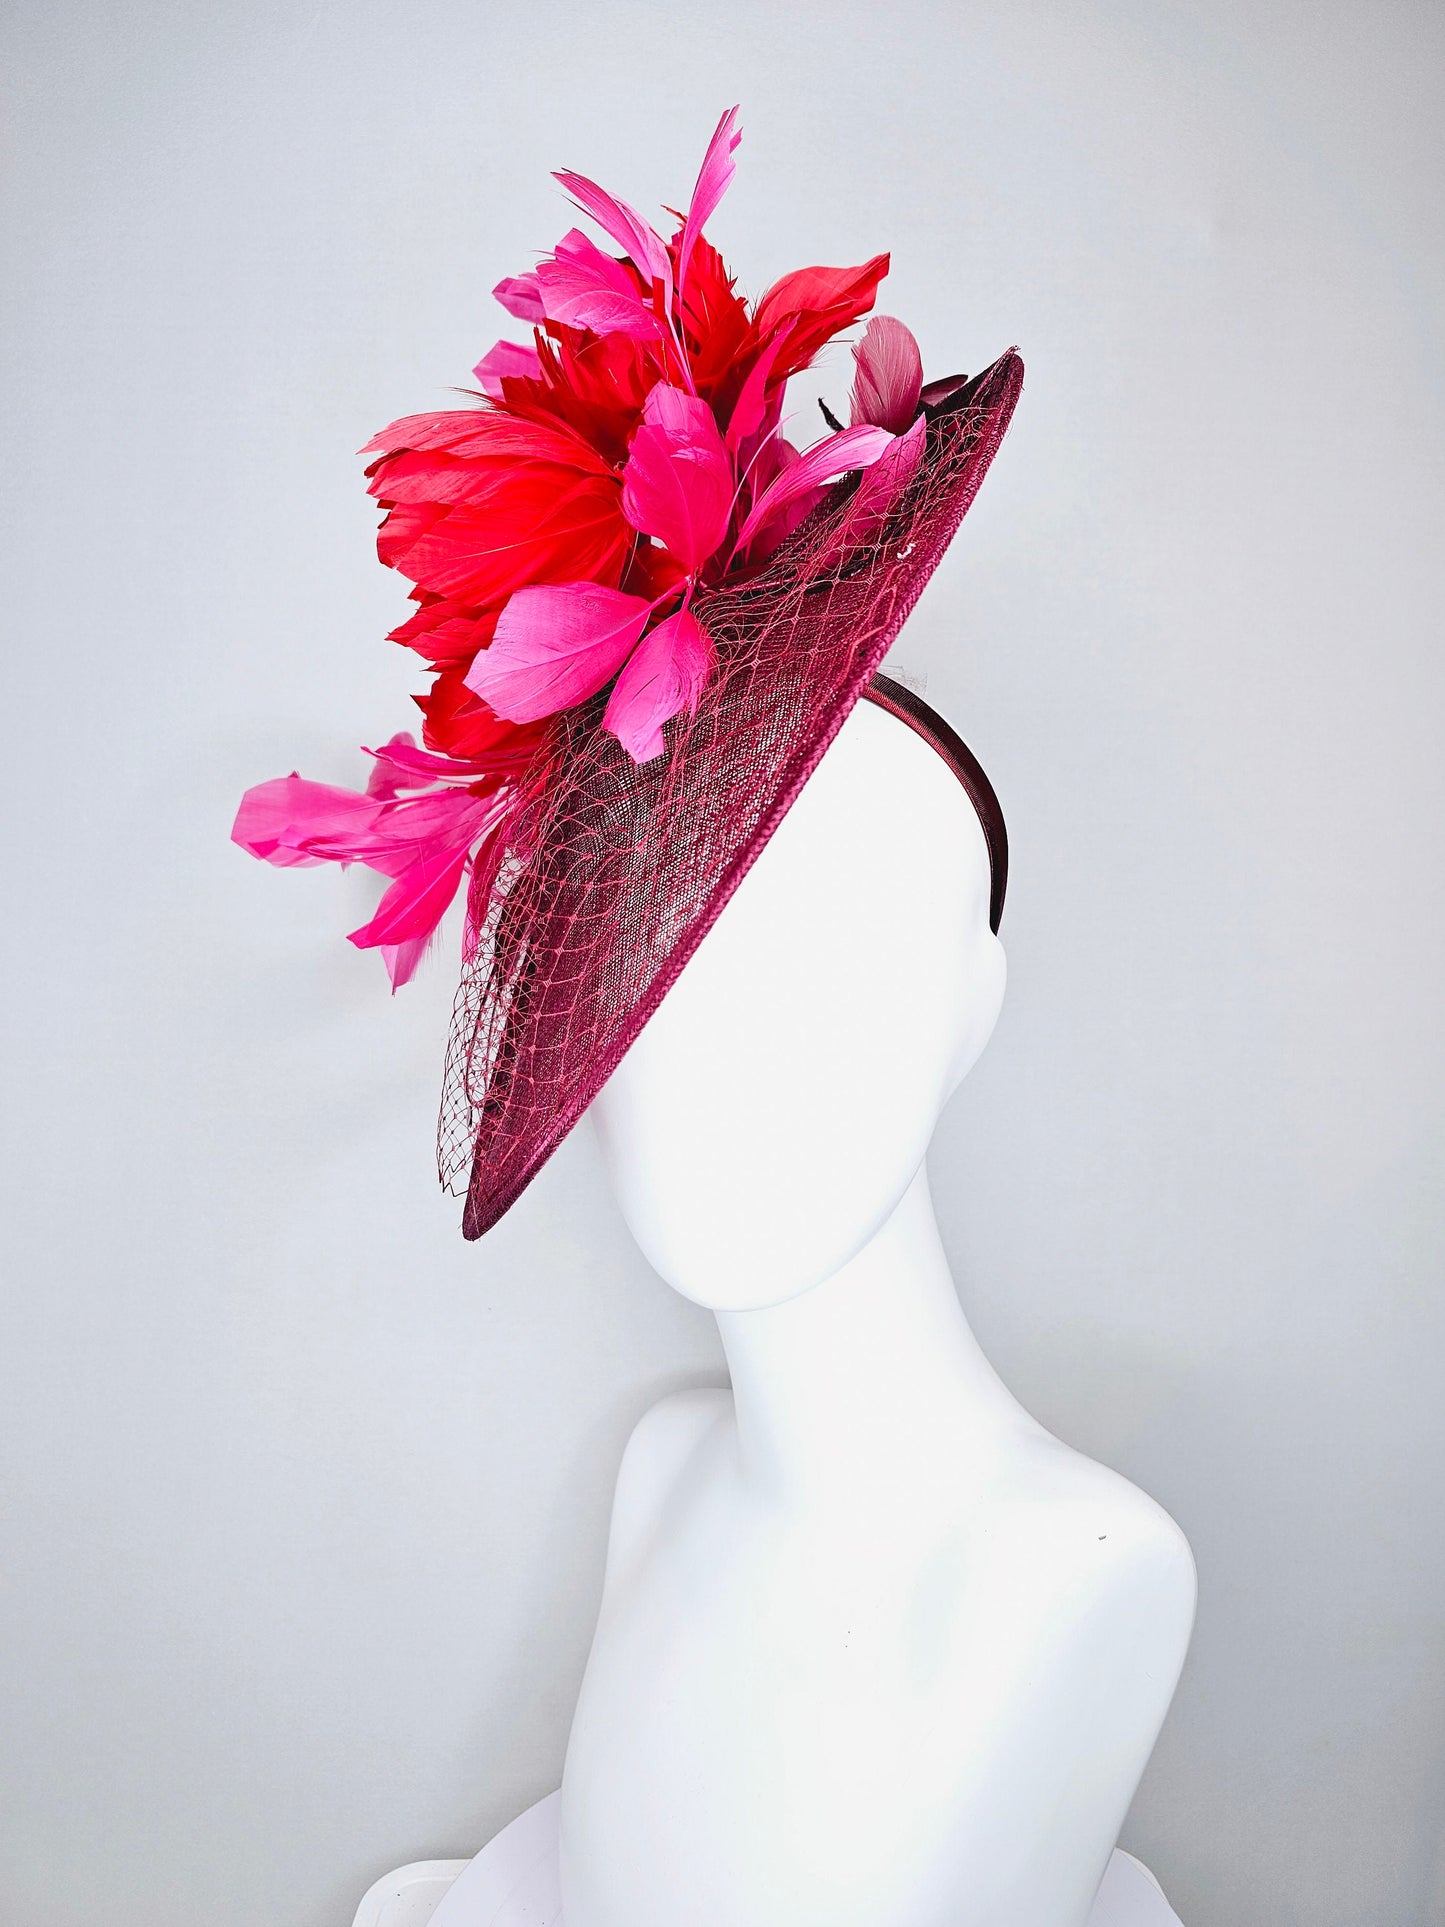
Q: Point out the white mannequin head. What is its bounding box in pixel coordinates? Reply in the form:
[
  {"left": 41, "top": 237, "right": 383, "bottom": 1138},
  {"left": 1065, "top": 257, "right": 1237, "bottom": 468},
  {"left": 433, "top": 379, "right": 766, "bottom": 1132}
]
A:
[{"left": 591, "top": 694, "right": 1005, "bottom": 1312}]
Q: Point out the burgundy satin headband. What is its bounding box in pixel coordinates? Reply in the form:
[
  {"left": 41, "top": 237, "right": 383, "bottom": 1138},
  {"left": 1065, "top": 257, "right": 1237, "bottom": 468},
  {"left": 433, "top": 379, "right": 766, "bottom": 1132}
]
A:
[{"left": 864, "top": 674, "right": 1008, "bottom": 934}]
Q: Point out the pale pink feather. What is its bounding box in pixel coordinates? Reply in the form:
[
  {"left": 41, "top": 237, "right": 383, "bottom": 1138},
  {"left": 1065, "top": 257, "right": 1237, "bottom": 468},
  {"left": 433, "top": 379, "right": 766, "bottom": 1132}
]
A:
[
  {"left": 621, "top": 383, "right": 734, "bottom": 573},
  {"left": 465, "top": 582, "right": 655, "bottom": 722},
  {"left": 849, "top": 315, "right": 924, "bottom": 433},
  {"left": 603, "top": 606, "right": 715, "bottom": 762}
]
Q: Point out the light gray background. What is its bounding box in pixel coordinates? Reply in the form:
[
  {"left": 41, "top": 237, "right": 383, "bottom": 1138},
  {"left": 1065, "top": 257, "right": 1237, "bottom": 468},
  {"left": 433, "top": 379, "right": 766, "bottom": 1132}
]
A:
[{"left": 2, "top": 3, "right": 1442, "bottom": 1923}]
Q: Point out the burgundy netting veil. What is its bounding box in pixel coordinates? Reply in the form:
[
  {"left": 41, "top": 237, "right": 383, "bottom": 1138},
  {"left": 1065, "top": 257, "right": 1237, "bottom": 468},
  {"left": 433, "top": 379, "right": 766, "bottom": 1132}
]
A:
[{"left": 445, "top": 350, "right": 1023, "bottom": 1238}]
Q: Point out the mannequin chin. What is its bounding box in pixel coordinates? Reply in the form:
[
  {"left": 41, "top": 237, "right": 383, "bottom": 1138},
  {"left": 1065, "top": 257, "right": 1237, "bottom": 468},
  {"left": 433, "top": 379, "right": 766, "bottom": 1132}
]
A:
[{"left": 591, "top": 695, "right": 1007, "bottom": 1312}]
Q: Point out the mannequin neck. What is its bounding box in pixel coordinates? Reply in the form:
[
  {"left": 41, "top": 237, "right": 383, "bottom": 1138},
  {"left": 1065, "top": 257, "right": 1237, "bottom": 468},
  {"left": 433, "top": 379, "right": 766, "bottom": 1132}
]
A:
[{"left": 714, "top": 1169, "right": 1029, "bottom": 1509}]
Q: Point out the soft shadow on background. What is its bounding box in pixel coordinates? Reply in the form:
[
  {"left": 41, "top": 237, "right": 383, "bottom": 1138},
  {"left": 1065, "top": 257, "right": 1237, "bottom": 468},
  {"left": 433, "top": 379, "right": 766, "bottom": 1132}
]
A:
[{"left": 1, "top": 3, "right": 1442, "bottom": 1924}]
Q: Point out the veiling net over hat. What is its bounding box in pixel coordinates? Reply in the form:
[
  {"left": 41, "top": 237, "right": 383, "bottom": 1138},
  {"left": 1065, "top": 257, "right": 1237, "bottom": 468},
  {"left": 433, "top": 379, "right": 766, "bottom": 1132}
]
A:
[
  {"left": 231, "top": 106, "right": 1022, "bottom": 1240},
  {"left": 449, "top": 355, "right": 1020, "bottom": 1236}
]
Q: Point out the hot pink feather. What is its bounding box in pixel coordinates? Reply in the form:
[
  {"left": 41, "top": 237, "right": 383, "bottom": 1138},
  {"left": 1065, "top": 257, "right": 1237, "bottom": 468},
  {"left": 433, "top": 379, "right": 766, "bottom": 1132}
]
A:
[
  {"left": 472, "top": 339, "right": 544, "bottom": 398},
  {"left": 535, "top": 230, "right": 662, "bottom": 340},
  {"left": 492, "top": 273, "right": 546, "bottom": 323},
  {"left": 733, "top": 424, "right": 895, "bottom": 553},
  {"left": 603, "top": 606, "right": 715, "bottom": 762},
  {"left": 724, "top": 331, "right": 784, "bottom": 454},
  {"left": 621, "top": 383, "right": 734, "bottom": 573},
  {"left": 466, "top": 582, "right": 655, "bottom": 723},
  {"left": 232, "top": 770, "right": 509, "bottom": 988},
  {"left": 552, "top": 169, "right": 672, "bottom": 310},
  {"left": 676, "top": 105, "right": 742, "bottom": 302}
]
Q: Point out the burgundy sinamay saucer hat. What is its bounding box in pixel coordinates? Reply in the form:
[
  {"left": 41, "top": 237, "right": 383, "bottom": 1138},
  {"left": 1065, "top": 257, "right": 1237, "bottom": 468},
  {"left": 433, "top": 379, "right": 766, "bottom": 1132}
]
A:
[
  {"left": 232, "top": 108, "right": 1022, "bottom": 1240},
  {"left": 448, "top": 360, "right": 1020, "bottom": 1236}
]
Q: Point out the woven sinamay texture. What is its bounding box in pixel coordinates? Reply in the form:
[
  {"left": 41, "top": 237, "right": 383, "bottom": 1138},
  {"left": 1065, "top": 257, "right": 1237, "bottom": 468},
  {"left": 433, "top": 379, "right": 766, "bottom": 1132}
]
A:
[{"left": 444, "top": 349, "right": 1024, "bottom": 1238}]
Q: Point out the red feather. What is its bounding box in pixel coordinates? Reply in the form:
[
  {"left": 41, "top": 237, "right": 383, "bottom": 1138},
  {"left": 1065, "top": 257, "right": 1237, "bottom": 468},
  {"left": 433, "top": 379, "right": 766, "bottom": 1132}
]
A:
[
  {"left": 752, "top": 253, "right": 891, "bottom": 379},
  {"left": 366, "top": 410, "right": 631, "bottom": 609},
  {"left": 414, "top": 667, "right": 552, "bottom": 767}
]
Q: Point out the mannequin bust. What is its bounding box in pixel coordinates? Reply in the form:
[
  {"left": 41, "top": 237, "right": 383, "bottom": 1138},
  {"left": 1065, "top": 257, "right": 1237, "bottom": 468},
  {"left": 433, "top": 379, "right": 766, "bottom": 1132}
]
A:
[{"left": 558, "top": 692, "right": 1197, "bottom": 1927}]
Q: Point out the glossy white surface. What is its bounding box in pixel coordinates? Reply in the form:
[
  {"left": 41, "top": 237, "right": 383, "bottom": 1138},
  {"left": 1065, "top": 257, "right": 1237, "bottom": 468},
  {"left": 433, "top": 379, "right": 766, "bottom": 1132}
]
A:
[
  {"left": 352, "top": 1860, "right": 469, "bottom": 1927},
  {"left": 567, "top": 703, "right": 1197, "bottom": 1927},
  {"left": 406, "top": 1792, "right": 1185, "bottom": 1927}
]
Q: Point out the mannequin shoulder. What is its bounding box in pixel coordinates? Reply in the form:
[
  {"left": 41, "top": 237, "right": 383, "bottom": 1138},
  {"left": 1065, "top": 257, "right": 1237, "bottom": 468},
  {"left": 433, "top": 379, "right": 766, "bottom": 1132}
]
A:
[
  {"left": 602, "top": 1387, "right": 732, "bottom": 1583},
  {"left": 620, "top": 1386, "right": 732, "bottom": 1488},
  {"left": 994, "top": 1430, "right": 1197, "bottom": 1609}
]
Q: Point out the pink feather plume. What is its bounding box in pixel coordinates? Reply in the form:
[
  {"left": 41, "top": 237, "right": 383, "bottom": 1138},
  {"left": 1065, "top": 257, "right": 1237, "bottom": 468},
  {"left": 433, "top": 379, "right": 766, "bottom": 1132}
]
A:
[
  {"left": 232, "top": 763, "right": 510, "bottom": 989},
  {"left": 603, "top": 606, "right": 715, "bottom": 762},
  {"left": 552, "top": 168, "right": 672, "bottom": 311},
  {"left": 535, "top": 229, "right": 663, "bottom": 340},
  {"left": 733, "top": 423, "right": 895, "bottom": 553},
  {"left": 465, "top": 582, "right": 656, "bottom": 723},
  {"left": 472, "top": 339, "right": 543, "bottom": 398},
  {"left": 492, "top": 273, "right": 546, "bottom": 323},
  {"left": 676, "top": 105, "right": 742, "bottom": 300},
  {"left": 621, "top": 384, "right": 734, "bottom": 573},
  {"left": 850, "top": 315, "right": 924, "bottom": 433}
]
